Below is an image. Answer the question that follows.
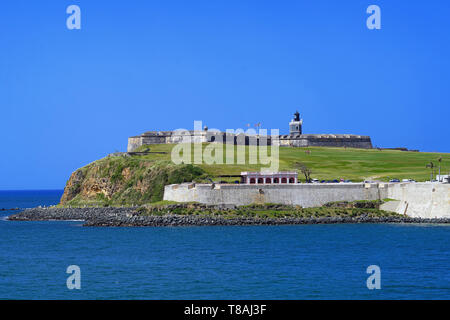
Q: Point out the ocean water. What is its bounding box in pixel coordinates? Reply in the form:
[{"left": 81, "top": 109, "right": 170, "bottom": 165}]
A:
[{"left": 0, "top": 190, "right": 449, "bottom": 300}]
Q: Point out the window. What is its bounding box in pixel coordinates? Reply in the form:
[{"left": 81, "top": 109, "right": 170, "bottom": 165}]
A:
[
  {"left": 289, "top": 178, "right": 295, "bottom": 183},
  {"left": 250, "top": 178, "right": 256, "bottom": 184},
  {"left": 265, "top": 178, "right": 272, "bottom": 184},
  {"left": 258, "top": 178, "right": 264, "bottom": 184},
  {"left": 281, "top": 178, "right": 287, "bottom": 184},
  {"left": 273, "top": 178, "right": 279, "bottom": 183}
]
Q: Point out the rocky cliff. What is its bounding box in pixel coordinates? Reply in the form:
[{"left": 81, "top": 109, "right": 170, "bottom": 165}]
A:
[{"left": 59, "top": 155, "right": 205, "bottom": 207}]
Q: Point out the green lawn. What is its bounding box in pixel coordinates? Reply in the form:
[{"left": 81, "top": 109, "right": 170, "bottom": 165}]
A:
[{"left": 132, "top": 144, "right": 450, "bottom": 182}]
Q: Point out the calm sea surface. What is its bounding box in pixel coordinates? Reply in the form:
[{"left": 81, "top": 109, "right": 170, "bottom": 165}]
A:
[{"left": 0, "top": 190, "right": 449, "bottom": 299}]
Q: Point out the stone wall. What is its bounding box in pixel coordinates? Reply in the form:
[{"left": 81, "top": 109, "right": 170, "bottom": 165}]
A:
[
  {"left": 127, "top": 133, "right": 171, "bottom": 151},
  {"left": 164, "top": 182, "right": 450, "bottom": 218},
  {"left": 163, "top": 183, "right": 388, "bottom": 207},
  {"left": 128, "top": 131, "right": 274, "bottom": 151},
  {"left": 141, "top": 135, "right": 167, "bottom": 145},
  {"left": 384, "top": 183, "right": 450, "bottom": 218},
  {"left": 128, "top": 131, "right": 373, "bottom": 152},
  {"left": 279, "top": 134, "right": 373, "bottom": 149},
  {"left": 127, "top": 137, "right": 143, "bottom": 152}
]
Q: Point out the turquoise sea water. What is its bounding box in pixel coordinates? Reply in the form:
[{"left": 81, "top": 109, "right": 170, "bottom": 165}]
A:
[{"left": 0, "top": 190, "right": 449, "bottom": 300}]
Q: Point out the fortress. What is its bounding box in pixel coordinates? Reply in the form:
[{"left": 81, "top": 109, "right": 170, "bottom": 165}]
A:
[{"left": 127, "top": 111, "right": 373, "bottom": 152}]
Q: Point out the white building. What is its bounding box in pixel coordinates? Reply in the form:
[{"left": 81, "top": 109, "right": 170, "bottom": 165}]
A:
[
  {"left": 241, "top": 172, "right": 298, "bottom": 184},
  {"left": 436, "top": 175, "right": 450, "bottom": 183}
]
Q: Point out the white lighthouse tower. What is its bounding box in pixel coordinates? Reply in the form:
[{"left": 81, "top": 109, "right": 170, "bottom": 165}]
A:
[{"left": 289, "top": 110, "right": 303, "bottom": 135}]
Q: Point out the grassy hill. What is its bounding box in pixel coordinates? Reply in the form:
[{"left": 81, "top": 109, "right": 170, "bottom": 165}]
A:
[
  {"left": 59, "top": 143, "right": 449, "bottom": 207},
  {"left": 133, "top": 143, "right": 449, "bottom": 182}
]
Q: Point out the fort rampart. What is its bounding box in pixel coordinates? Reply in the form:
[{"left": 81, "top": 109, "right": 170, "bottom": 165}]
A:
[
  {"left": 127, "top": 112, "right": 373, "bottom": 152},
  {"left": 163, "top": 182, "right": 450, "bottom": 218},
  {"left": 163, "top": 183, "right": 388, "bottom": 207},
  {"left": 128, "top": 131, "right": 373, "bottom": 152}
]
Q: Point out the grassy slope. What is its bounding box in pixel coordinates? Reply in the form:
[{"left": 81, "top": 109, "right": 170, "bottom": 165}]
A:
[{"left": 133, "top": 144, "right": 450, "bottom": 182}]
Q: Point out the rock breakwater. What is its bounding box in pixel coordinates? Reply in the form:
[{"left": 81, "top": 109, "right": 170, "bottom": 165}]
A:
[{"left": 7, "top": 207, "right": 450, "bottom": 227}]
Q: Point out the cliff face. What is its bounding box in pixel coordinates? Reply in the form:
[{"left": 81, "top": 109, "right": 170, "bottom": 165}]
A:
[{"left": 60, "top": 155, "right": 204, "bottom": 206}]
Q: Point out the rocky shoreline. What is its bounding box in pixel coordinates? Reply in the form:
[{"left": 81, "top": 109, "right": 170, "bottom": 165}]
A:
[
  {"left": 7, "top": 207, "right": 450, "bottom": 227},
  {"left": 7, "top": 207, "right": 137, "bottom": 222}
]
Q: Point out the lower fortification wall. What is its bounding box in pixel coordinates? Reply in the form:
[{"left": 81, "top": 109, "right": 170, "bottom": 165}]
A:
[
  {"left": 384, "top": 183, "right": 450, "bottom": 218},
  {"left": 163, "top": 183, "right": 388, "bottom": 207},
  {"left": 164, "top": 182, "right": 450, "bottom": 218}
]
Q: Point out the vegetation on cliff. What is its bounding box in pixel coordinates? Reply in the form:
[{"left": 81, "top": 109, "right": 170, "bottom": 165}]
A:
[{"left": 60, "top": 156, "right": 204, "bottom": 207}]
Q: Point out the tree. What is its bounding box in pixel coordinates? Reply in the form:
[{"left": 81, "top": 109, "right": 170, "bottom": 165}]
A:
[
  {"left": 426, "top": 162, "right": 435, "bottom": 182},
  {"left": 293, "top": 161, "right": 312, "bottom": 183},
  {"left": 438, "top": 156, "right": 442, "bottom": 181}
]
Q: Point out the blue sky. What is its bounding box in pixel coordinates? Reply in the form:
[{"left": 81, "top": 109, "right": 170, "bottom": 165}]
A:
[{"left": 1, "top": 0, "right": 449, "bottom": 190}]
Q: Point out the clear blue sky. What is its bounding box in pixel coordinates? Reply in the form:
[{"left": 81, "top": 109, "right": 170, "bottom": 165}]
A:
[{"left": 1, "top": 1, "right": 449, "bottom": 190}]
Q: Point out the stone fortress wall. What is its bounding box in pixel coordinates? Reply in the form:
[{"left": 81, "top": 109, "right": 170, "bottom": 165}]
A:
[
  {"left": 127, "top": 111, "right": 373, "bottom": 152},
  {"left": 383, "top": 183, "right": 450, "bottom": 218},
  {"left": 279, "top": 134, "right": 372, "bottom": 149},
  {"left": 163, "top": 182, "right": 450, "bottom": 218},
  {"left": 164, "top": 183, "right": 388, "bottom": 208}
]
